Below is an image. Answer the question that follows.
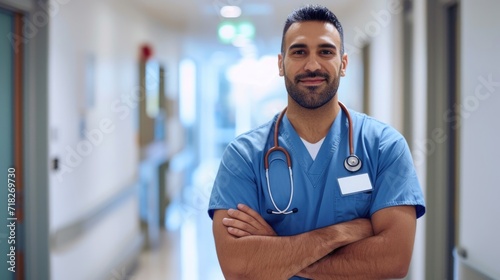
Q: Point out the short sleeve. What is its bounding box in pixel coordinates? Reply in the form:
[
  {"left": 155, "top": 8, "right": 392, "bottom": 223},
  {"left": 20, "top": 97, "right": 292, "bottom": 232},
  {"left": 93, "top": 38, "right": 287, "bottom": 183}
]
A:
[
  {"left": 370, "top": 130, "right": 426, "bottom": 218},
  {"left": 208, "top": 142, "right": 260, "bottom": 219}
]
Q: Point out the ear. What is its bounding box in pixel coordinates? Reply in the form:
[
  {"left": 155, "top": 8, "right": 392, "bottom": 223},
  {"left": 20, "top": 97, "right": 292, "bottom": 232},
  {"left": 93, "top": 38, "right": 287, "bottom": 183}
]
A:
[
  {"left": 278, "top": 53, "right": 284, "bottom": 76},
  {"left": 340, "top": 53, "right": 348, "bottom": 77}
]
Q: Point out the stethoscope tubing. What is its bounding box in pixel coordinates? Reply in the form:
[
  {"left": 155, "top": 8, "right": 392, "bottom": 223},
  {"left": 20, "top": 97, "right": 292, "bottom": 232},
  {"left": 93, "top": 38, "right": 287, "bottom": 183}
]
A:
[
  {"left": 265, "top": 168, "right": 295, "bottom": 214},
  {"left": 338, "top": 101, "right": 355, "bottom": 156},
  {"left": 264, "top": 101, "right": 362, "bottom": 215}
]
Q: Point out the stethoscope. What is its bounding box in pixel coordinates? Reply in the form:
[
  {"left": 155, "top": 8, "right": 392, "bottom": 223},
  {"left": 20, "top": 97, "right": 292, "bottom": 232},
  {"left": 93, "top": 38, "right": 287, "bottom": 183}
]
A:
[{"left": 264, "top": 101, "right": 362, "bottom": 215}]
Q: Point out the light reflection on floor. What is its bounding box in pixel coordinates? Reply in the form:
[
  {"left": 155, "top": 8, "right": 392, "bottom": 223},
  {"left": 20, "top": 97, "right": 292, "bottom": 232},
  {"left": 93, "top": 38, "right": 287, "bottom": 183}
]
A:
[{"left": 131, "top": 191, "right": 223, "bottom": 280}]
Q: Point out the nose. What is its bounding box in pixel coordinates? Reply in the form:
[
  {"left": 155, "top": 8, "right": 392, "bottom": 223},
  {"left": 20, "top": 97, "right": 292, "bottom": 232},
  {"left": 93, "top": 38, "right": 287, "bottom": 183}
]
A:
[{"left": 304, "top": 54, "right": 321, "bottom": 72}]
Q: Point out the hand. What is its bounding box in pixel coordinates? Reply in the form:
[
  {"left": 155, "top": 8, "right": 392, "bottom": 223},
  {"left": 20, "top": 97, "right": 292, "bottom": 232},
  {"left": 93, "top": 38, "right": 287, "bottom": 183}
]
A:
[{"left": 222, "top": 204, "right": 277, "bottom": 238}]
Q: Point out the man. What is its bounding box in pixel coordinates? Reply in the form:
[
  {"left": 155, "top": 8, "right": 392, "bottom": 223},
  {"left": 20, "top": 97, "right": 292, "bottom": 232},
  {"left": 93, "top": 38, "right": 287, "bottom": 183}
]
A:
[{"left": 208, "top": 4, "right": 425, "bottom": 280}]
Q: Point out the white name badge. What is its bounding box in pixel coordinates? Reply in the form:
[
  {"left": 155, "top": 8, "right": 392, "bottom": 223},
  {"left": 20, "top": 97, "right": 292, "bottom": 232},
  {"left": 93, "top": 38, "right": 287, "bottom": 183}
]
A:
[{"left": 338, "top": 173, "right": 373, "bottom": 196}]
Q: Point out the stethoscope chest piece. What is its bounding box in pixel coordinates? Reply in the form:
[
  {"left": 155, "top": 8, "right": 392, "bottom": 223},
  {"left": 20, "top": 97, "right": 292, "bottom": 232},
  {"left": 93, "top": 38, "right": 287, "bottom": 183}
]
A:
[{"left": 344, "top": 154, "right": 362, "bottom": 172}]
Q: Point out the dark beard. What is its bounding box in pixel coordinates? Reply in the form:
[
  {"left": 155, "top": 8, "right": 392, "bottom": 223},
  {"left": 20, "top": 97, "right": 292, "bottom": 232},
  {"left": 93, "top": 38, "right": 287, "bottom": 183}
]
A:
[{"left": 284, "top": 70, "right": 340, "bottom": 109}]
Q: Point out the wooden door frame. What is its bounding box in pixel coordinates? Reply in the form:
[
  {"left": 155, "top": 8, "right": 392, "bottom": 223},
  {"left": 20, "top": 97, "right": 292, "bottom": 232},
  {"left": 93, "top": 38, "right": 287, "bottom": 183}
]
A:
[{"left": 0, "top": 0, "right": 50, "bottom": 279}]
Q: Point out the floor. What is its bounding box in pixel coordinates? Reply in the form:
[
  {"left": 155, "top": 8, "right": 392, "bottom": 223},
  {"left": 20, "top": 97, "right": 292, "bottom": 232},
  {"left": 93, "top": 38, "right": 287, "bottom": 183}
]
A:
[
  {"left": 128, "top": 230, "right": 180, "bottom": 280},
  {"left": 129, "top": 192, "right": 224, "bottom": 280}
]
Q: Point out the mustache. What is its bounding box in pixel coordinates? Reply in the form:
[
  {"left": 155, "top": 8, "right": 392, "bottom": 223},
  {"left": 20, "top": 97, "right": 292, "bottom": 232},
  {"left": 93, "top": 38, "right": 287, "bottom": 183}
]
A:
[{"left": 295, "top": 71, "right": 330, "bottom": 82}]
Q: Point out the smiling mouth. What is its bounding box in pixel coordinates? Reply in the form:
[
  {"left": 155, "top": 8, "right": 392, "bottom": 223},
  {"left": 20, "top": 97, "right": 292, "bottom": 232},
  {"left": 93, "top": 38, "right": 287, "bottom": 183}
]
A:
[
  {"left": 295, "top": 72, "right": 329, "bottom": 86},
  {"left": 299, "top": 78, "right": 325, "bottom": 86}
]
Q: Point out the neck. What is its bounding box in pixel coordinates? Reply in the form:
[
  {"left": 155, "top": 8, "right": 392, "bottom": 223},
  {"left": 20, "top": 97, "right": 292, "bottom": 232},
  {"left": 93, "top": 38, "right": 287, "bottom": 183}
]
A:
[{"left": 286, "top": 97, "right": 340, "bottom": 143}]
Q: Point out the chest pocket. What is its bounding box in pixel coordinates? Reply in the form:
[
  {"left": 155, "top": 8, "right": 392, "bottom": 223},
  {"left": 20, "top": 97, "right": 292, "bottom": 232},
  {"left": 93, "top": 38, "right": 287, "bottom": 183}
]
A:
[{"left": 334, "top": 191, "right": 372, "bottom": 223}]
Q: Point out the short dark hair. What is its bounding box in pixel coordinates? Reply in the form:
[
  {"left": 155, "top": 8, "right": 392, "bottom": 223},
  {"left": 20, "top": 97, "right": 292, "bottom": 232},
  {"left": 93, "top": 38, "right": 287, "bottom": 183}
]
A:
[{"left": 280, "top": 5, "right": 344, "bottom": 55}]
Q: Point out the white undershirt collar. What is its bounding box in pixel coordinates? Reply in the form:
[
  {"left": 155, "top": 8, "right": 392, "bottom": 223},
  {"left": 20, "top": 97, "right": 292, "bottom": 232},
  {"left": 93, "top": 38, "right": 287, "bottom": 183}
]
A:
[{"left": 300, "top": 137, "right": 325, "bottom": 160}]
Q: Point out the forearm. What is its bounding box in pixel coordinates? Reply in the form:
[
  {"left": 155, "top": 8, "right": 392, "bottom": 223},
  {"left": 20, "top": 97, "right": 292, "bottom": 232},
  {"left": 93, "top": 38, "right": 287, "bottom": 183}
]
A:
[
  {"left": 297, "top": 206, "right": 417, "bottom": 280},
  {"left": 298, "top": 233, "right": 409, "bottom": 279},
  {"left": 213, "top": 210, "right": 372, "bottom": 280},
  {"left": 217, "top": 231, "right": 336, "bottom": 279}
]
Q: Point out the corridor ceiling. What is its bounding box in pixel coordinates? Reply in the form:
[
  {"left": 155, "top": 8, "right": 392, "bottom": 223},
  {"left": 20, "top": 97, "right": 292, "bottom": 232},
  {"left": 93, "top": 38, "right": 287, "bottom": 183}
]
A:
[{"left": 129, "top": 0, "right": 355, "bottom": 43}]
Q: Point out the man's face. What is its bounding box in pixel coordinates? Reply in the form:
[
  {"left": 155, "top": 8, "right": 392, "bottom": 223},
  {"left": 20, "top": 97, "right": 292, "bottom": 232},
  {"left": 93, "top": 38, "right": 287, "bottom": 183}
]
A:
[{"left": 278, "top": 21, "right": 347, "bottom": 109}]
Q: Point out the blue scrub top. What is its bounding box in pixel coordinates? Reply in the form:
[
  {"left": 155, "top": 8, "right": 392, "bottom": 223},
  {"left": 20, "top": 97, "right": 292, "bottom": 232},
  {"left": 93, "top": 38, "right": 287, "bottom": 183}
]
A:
[{"left": 208, "top": 108, "right": 426, "bottom": 275}]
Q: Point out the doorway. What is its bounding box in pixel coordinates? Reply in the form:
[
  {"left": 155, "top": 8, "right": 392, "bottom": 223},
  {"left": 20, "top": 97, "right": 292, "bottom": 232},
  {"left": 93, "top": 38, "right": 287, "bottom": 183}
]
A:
[{"left": 425, "top": 0, "right": 460, "bottom": 279}]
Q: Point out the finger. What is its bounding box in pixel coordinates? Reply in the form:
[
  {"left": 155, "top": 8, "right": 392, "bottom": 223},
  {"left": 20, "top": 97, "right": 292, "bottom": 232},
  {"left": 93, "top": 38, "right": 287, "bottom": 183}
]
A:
[
  {"left": 222, "top": 217, "right": 257, "bottom": 234},
  {"left": 227, "top": 208, "right": 273, "bottom": 235},
  {"left": 227, "top": 226, "right": 250, "bottom": 237},
  {"left": 237, "top": 204, "right": 273, "bottom": 229},
  {"left": 227, "top": 208, "right": 260, "bottom": 230},
  {"left": 236, "top": 204, "right": 277, "bottom": 236}
]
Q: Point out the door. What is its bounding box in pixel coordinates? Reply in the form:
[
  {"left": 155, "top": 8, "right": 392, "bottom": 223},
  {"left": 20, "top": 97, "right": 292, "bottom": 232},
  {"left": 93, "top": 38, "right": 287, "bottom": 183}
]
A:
[
  {"left": 0, "top": 6, "right": 25, "bottom": 279},
  {"left": 0, "top": 7, "right": 15, "bottom": 280}
]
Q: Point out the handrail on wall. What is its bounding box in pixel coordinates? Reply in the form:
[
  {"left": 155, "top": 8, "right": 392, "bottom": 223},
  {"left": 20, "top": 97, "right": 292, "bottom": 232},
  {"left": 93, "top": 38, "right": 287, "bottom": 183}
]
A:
[{"left": 453, "top": 247, "right": 496, "bottom": 280}]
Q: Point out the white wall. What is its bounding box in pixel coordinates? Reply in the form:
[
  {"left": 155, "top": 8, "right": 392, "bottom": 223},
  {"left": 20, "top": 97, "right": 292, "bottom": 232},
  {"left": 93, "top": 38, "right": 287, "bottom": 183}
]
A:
[
  {"left": 47, "top": 0, "right": 180, "bottom": 279},
  {"left": 409, "top": 1, "right": 428, "bottom": 279},
  {"left": 341, "top": 0, "right": 405, "bottom": 128},
  {"left": 457, "top": 0, "right": 500, "bottom": 278}
]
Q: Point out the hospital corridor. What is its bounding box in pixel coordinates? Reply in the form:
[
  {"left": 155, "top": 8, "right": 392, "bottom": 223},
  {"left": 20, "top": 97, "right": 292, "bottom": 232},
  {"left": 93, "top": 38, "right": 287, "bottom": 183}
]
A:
[{"left": 0, "top": 0, "right": 499, "bottom": 279}]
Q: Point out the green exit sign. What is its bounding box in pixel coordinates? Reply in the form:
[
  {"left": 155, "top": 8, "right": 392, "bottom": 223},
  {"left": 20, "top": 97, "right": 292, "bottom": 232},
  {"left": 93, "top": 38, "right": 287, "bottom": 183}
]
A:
[{"left": 218, "top": 21, "right": 255, "bottom": 44}]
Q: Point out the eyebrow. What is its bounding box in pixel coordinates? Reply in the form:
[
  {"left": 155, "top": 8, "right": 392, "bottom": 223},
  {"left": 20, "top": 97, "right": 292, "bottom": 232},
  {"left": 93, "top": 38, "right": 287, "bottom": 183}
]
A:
[{"left": 288, "top": 43, "right": 338, "bottom": 51}]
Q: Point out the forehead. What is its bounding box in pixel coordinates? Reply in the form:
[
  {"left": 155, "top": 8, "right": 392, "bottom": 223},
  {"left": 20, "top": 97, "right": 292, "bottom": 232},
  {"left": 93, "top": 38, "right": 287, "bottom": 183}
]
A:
[{"left": 284, "top": 21, "right": 341, "bottom": 49}]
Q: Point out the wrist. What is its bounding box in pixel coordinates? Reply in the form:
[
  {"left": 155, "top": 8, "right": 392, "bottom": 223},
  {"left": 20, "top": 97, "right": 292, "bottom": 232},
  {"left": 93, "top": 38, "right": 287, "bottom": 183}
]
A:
[{"left": 335, "top": 218, "right": 373, "bottom": 245}]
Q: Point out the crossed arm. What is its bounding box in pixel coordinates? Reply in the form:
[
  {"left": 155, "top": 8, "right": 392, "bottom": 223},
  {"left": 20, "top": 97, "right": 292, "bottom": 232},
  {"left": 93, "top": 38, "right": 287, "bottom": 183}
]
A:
[{"left": 212, "top": 204, "right": 417, "bottom": 280}]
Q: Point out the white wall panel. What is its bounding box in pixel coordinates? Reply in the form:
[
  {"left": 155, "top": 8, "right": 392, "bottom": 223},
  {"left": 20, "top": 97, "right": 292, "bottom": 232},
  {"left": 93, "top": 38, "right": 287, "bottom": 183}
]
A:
[{"left": 458, "top": 0, "right": 500, "bottom": 278}]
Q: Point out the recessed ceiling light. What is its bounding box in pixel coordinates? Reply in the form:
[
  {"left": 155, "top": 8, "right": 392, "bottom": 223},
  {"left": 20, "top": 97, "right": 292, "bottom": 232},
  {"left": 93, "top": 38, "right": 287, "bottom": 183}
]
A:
[{"left": 220, "top": 5, "right": 242, "bottom": 18}]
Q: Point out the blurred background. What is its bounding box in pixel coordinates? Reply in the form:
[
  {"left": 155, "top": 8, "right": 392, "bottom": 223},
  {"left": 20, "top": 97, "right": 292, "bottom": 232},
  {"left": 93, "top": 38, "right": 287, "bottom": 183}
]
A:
[{"left": 0, "top": 0, "right": 499, "bottom": 279}]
